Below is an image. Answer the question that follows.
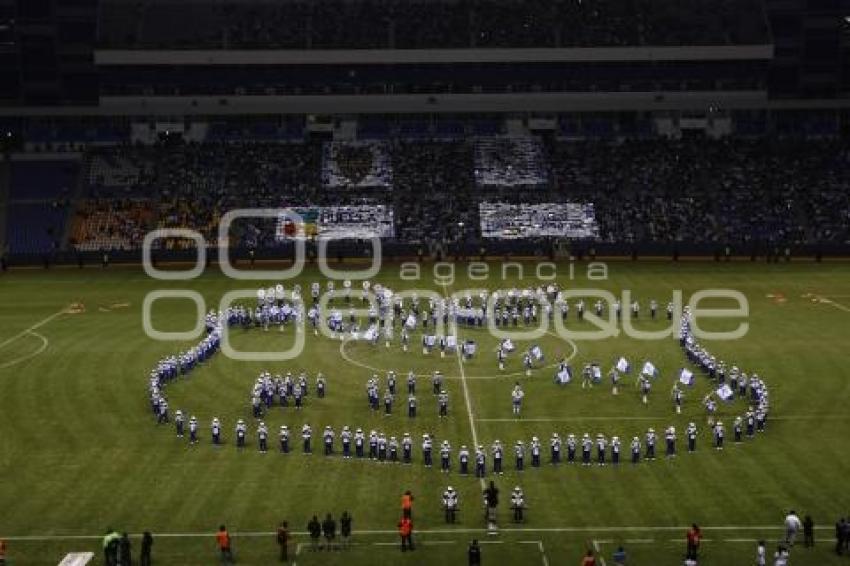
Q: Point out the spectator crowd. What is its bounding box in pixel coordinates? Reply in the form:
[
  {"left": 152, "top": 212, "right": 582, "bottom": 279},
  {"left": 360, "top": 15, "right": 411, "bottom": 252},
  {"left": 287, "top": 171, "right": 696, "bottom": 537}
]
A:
[{"left": 29, "top": 135, "right": 848, "bottom": 255}]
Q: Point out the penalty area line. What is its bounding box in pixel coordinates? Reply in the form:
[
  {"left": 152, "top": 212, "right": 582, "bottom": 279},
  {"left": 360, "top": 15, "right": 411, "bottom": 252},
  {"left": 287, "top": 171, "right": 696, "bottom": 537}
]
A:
[{"left": 0, "top": 306, "right": 67, "bottom": 352}]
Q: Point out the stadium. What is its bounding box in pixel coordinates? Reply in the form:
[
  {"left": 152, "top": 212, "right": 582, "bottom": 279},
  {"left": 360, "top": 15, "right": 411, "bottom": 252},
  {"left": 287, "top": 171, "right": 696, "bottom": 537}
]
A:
[{"left": 1, "top": 0, "right": 849, "bottom": 564}]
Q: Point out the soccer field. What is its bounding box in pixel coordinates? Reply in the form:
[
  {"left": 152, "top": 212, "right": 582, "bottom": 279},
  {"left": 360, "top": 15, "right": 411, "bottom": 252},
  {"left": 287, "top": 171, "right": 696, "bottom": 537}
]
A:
[{"left": 1, "top": 260, "right": 849, "bottom": 566}]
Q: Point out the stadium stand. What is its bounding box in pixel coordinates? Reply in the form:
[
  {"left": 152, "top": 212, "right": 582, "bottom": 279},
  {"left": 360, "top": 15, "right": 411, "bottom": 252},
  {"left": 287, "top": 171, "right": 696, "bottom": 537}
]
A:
[
  {"left": 97, "top": 0, "right": 770, "bottom": 49},
  {"left": 3, "top": 120, "right": 847, "bottom": 259},
  {"left": 70, "top": 199, "right": 157, "bottom": 251},
  {"left": 9, "top": 161, "right": 77, "bottom": 200},
  {"left": 5, "top": 202, "right": 68, "bottom": 255}
]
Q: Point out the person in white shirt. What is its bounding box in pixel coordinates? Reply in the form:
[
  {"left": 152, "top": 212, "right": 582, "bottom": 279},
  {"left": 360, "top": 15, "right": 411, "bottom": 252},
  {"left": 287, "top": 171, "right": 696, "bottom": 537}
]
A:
[
  {"left": 773, "top": 545, "right": 790, "bottom": 566},
  {"left": 755, "top": 540, "right": 766, "bottom": 566},
  {"left": 785, "top": 511, "right": 803, "bottom": 546}
]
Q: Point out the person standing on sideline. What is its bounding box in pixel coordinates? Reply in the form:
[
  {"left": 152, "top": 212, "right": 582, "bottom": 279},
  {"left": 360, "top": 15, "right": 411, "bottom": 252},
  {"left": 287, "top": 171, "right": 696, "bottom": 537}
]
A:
[
  {"left": 803, "top": 515, "right": 814, "bottom": 547},
  {"left": 686, "top": 524, "right": 701, "bottom": 560},
  {"left": 401, "top": 491, "right": 413, "bottom": 519},
  {"left": 307, "top": 516, "right": 321, "bottom": 551},
  {"left": 276, "top": 521, "right": 289, "bottom": 562},
  {"left": 0, "top": 538, "right": 7, "bottom": 565},
  {"left": 321, "top": 513, "right": 336, "bottom": 550},
  {"left": 118, "top": 533, "right": 131, "bottom": 566},
  {"left": 483, "top": 481, "right": 499, "bottom": 530},
  {"left": 468, "top": 539, "right": 482, "bottom": 565},
  {"left": 774, "top": 545, "right": 790, "bottom": 565},
  {"left": 756, "top": 540, "right": 767, "bottom": 566},
  {"left": 140, "top": 532, "right": 153, "bottom": 566},
  {"left": 785, "top": 510, "right": 803, "bottom": 546},
  {"left": 216, "top": 525, "right": 234, "bottom": 564},
  {"left": 612, "top": 546, "right": 627, "bottom": 565},
  {"left": 836, "top": 518, "right": 846, "bottom": 555},
  {"left": 398, "top": 516, "right": 414, "bottom": 552},
  {"left": 103, "top": 529, "right": 120, "bottom": 566},
  {"left": 340, "top": 511, "right": 352, "bottom": 549},
  {"left": 843, "top": 517, "right": 850, "bottom": 553}
]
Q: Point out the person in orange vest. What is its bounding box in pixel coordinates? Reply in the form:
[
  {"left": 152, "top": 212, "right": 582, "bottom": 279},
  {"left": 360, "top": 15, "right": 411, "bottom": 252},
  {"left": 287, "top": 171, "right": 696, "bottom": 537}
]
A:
[
  {"left": 401, "top": 490, "right": 414, "bottom": 519},
  {"left": 216, "top": 525, "right": 234, "bottom": 564},
  {"left": 398, "top": 516, "right": 414, "bottom": 552},
  {"left": 580, "top": 549, "right": 597, "bottom": 566}
]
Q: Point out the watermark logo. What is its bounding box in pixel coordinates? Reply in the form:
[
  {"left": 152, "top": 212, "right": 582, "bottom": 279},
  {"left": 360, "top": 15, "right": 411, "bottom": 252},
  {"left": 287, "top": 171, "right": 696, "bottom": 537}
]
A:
[{"left": 141, "top": 207, "right": 749, "bottom": 361}]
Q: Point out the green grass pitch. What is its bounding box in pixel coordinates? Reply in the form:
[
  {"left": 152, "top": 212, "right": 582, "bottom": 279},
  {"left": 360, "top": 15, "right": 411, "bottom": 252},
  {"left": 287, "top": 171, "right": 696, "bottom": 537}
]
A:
[{"left": 1, "top": 260, "right": 849, "bottom": 565}]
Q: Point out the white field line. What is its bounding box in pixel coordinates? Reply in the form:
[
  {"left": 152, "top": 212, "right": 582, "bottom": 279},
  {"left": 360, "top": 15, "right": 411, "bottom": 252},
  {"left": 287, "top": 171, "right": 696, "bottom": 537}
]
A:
[
  {"left": 812, "top": 295, "right": 850, "bottom": 313},
  {"left": 0, "top": 330, "right": 49, "bottom": 370},
  {"left": 592, "top": 539, "right": 607, "bottom": 566},
  {"left": 441, "top": 283, "right": 485, "bottom": 491},
  {"left": 0, "top": 307, "right": 67, "bottom": 351},
  {"left": 478, "top": 415, "right": 850, "bottom": 423},
  {"left": 292, "top": 542, "right": 302, "bottom": 566},
  {"left": 539, "top": 540, "right": 550, "bottom": 566},
  {"left": 4, "top": 525, "right": 828, "bottom": 542}
]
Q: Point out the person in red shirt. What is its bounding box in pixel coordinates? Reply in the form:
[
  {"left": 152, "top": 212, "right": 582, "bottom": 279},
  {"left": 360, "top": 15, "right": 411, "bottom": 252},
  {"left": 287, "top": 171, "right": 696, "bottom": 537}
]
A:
[
  {"left": 581, "top": 549, "right": 597, "bottom": 565},
  {"left": 686, "top": 524, "right": 701, "bottom": 560},
  {"left": 398, "top": 516, "right": 414, "bottom": 552},
  {"left": 401, "top": 490, "right": 413, "bottom": 519},
  {"left": 216, "top": 525, "right": 234, "bottom": 564}
]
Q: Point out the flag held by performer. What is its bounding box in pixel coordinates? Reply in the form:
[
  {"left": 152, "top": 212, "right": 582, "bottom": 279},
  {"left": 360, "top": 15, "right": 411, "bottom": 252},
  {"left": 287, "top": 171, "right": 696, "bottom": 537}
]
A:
[
  {"left": 716, "top": 383, "right": 735, "bottom": 401},
  {"left": 530, "top": 345, "right": 544, "bottom": 362},
  {"left": 554, "top": 364, "right": 572, "bottom": 385},
  {"left": 591, "top": 363, "right": 602, "bottom": 384},
  {"left": 641, "top": 361, "right": 659, "bottom": 379}
]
